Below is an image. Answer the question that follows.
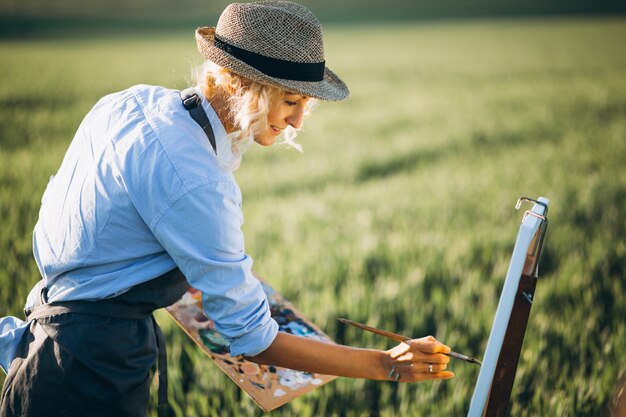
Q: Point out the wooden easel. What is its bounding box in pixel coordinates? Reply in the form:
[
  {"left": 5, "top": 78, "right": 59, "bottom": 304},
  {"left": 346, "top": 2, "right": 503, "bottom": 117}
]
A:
[{"left": 467, "top": 197, "right": 549, "bottom": 417}]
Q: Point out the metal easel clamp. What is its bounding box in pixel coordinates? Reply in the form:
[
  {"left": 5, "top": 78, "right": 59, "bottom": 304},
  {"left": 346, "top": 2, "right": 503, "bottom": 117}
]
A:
[
  {"left": 515, "top": 196, "right": 548, "bottom": 216},
  {"left": 515, "top": 196, "right": 549, "bottom": 277}
]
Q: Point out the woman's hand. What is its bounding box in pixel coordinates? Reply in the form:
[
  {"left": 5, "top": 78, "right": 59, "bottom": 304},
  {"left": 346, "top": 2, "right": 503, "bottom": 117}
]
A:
[
  {"left": 383, "top": 335, "right": 455, "bottom": 382},
  {"left": 249, "top": 332, "right": 454, "bottom": 383}
]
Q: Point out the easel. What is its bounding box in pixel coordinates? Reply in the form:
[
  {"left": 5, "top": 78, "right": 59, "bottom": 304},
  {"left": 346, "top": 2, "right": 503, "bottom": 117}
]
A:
[{"left": 467, "top": 197, "right": 549, "bottom": 417}]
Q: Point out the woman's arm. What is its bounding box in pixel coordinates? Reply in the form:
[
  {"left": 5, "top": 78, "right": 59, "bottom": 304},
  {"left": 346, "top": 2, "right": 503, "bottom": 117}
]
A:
[{"left": 247, "top": 331, "right": 455, "bottom": 382}]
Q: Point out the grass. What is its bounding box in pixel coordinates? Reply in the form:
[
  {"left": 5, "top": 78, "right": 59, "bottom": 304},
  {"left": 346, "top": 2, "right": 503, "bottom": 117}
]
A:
[{"left": 1, "top": 16, "right": 625, "bottom": 417}]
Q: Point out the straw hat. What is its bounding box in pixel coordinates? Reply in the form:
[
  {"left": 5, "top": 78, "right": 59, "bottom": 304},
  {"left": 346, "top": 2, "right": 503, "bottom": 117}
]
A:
[{"left": 195, "top": 1, "right": 349, "bottom": 101}]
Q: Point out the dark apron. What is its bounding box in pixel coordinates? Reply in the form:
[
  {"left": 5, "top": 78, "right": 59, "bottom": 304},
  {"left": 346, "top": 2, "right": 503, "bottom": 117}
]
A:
[{"left": 0, "top": 268, "right": 189, "bottom": 417}]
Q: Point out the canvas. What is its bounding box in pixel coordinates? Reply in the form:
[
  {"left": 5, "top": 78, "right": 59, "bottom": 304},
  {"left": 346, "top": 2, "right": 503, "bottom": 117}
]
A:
[{"left": 467, "top": 197, "right": 549, "bottom": 416}]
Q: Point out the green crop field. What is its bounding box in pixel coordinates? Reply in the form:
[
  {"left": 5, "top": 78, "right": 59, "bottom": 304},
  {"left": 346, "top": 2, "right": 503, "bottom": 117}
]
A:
[{"left": 1, "top": 16, "right": 625, "bottom": 417}]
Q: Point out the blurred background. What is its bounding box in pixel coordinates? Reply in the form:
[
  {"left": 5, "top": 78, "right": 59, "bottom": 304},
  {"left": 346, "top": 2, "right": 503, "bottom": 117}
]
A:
[
  {"left": 1, "top": 0, "right": 625, "bottom": 37},
  {"left": 1, "top": 1, "right": 625, "bottom": 416}
]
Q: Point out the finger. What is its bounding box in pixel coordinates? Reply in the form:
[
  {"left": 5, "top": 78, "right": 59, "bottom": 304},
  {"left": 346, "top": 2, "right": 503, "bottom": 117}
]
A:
[
  {"left": 427, "top": 371, "right": 455, "bottom": 380},
  {"left": 394, "top": 351, "right": 450, "bottom": 365},
  {"left": 395, "top": 367, "right": 455, "bottom": 382},
  {"left": 425, "top": 352, "right": 451, "bottom": 364},
  {"left": 420, "top": 362, "right": 448, "bottom": 373},
  {"left": 406, "top": 336, "right": 451, "bottom": 354},
  {"left": 394, "top": 362, "right": 450, "bottom": 379},
  {"left": 414, "top": 352, "right": 451, "bottom": 364},
  {"left": 426, "top": 336, "right": 451, "bottom": 354},
  {"left": 387, "top": 342, "right": 411, "bottom": 359}
]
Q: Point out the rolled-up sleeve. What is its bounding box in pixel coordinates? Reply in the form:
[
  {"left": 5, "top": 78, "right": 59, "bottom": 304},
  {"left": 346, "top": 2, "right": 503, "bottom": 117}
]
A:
[
  {"left": 152, "top": 180, "right": 278, "bottom": 357},
  {"left": 0, "top": 317, "right": 29, "bottom": 373}
]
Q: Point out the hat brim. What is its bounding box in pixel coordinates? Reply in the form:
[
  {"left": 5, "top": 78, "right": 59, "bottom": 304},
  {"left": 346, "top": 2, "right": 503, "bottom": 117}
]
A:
[{"left": 196, "top": 27, "right": 349, "bottom": 102}]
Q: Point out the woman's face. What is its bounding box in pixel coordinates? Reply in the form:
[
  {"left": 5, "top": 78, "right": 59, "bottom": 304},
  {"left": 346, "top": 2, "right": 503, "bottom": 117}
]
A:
[{"left": 255, "top": 92, "right": 311, "bottom": 146}]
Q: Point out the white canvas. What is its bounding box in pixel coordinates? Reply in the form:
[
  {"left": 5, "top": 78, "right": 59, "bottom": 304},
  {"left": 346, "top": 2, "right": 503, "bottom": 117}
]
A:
[{"left": 467, "top": 197, "right": 549, "bottom": 416}]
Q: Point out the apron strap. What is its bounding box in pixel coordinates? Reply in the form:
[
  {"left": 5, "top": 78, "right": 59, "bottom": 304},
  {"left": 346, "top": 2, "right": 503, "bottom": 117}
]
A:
[
  {"left": 25, "top": 300, "right": 151, "bottom": 321},
  {"left": 152, "top": 316, "right": 169, "bottom": 407},
  {"left": 180, "top": 87, "right": 217, "bottom": 154}
]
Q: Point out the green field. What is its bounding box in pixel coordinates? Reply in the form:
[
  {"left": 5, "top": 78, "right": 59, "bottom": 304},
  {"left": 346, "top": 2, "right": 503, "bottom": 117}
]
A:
[{"left": 1, "top": 16, "right": 625, "bottom": 417}]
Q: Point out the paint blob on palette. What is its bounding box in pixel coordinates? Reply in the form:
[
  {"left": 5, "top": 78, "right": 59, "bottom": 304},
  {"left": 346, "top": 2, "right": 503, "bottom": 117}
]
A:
[{"left": 166, "top": 273, "right": 337, "bottom": 411}]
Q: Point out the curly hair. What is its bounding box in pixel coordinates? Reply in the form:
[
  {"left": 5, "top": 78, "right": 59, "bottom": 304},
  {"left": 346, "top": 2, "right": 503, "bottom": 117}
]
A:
[{"left": 195, "top": 61, "right": 316, "bottom": 154}]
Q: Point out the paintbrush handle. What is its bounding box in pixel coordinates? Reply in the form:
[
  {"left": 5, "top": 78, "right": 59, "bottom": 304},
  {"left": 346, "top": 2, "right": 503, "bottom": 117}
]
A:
[
  {"left": 337, "top": 317, "right": 481, "bottom": 365},
  {"left": 337, "top": 317, "right": 409, "bottom": 342},
  {"left": 447, "top": 351, "right": 482, "bottom": 365}
]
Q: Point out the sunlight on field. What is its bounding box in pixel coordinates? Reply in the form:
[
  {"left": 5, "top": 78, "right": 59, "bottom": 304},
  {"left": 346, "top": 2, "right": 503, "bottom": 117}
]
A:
[{"left": 1, "top": 17, "right": 625, "bottom": 417}]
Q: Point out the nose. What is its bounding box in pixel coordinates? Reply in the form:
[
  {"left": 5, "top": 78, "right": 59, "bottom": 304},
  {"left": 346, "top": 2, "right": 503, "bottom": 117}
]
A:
[{"left": 286, "top": 105, "right": 305, "bottom": 129}]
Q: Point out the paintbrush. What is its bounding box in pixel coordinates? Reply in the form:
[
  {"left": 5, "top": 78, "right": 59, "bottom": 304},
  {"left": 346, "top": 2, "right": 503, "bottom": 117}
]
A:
[{"left": 337, "top": 317, "right": 481, "bottom": 365}]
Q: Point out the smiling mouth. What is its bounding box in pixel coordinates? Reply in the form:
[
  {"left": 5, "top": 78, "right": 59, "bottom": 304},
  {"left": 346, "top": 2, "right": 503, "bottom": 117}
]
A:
[{"left": 270, "top": 125, "right": 282, "bottom": 135}]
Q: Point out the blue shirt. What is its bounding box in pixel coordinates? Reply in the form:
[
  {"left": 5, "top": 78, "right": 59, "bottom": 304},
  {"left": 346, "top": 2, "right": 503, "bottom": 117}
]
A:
[{"left": 0, "top": 85, "right": 278, "bottom": 372}]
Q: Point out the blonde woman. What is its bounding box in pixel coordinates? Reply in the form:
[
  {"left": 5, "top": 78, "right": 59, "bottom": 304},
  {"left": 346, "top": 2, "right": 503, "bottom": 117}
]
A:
[{"left": 0, "top": 2, "right": 453, "bottom": 416}]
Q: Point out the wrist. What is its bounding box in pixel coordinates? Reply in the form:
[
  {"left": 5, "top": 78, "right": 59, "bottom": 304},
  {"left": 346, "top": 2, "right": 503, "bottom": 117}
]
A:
[{"left": 376, "top": 349, "right": 394, "bottom": 381}]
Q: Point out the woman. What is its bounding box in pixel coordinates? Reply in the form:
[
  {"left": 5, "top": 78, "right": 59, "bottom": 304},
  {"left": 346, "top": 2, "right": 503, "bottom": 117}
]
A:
[{"left": 0, "top": 2, "right": 454, "bottom": 416}]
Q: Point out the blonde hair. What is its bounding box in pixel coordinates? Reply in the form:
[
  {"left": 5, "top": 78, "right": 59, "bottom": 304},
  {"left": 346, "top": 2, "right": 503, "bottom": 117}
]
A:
[{"left": 194, "top": 61, "right": 316, "bottom": 154}]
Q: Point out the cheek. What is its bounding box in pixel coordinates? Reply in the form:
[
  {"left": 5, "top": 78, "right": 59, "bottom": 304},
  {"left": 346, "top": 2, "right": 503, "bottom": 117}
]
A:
[
  {"left": 266, "top": 112, "right": 278, "bottom": 125},
  {"left": 266, "top": 107, "right": 288, "bottom": 125}
]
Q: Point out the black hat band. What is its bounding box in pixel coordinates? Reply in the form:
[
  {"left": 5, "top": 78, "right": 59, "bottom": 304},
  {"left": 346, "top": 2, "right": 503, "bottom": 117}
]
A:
[{"left": 214, "top": 36, "right": 325, "bottom": 82}]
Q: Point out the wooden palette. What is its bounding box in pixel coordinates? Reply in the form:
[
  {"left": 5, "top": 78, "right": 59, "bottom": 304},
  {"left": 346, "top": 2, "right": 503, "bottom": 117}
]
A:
[{"left": 166, "top": 273, "right": 337, "bottom": 411}]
